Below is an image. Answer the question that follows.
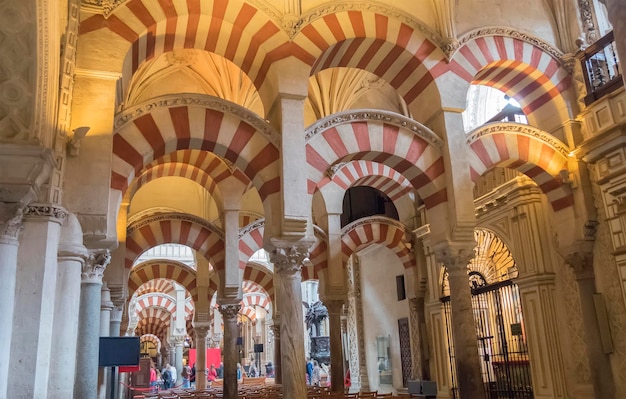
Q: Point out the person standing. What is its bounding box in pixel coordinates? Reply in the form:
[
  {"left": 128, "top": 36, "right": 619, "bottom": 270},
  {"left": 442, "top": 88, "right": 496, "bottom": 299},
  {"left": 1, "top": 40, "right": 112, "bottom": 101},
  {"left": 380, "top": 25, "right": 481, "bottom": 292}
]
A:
[
  {"left": 306, "top": 358, "right": 313, "bottom": 385},
  {"left": 181, "top": 363, "right": 190, "bottom": 388},
  {"left": 311, "top": 360, "right": 321, "bottom": 387},
  {"left": 207, "top": 364, "right": 218, "bottom": 382},
  {"left": 169, "top": 364, "right": 178, "bottom": 387}
]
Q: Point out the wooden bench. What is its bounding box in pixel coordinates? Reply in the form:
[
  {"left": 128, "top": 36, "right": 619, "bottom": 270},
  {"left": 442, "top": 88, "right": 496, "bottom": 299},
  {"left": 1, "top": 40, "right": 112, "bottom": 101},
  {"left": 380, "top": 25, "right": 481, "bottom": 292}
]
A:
[{"left": 242, "top": 376, "right": 267, "bottom": 385}]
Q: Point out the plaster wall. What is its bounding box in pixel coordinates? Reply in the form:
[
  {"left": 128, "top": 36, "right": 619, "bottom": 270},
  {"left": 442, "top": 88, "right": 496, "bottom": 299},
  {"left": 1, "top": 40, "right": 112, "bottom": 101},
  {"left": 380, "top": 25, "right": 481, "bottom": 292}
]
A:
[
  {"left": 456, "top": 0, "right": 558, "bottom": 45},
  {"left": 360, "top": 246, "right": 410, "bottom": 392},
  {"left": 129, "top": 177, "right": 219, "bottom": 221}
]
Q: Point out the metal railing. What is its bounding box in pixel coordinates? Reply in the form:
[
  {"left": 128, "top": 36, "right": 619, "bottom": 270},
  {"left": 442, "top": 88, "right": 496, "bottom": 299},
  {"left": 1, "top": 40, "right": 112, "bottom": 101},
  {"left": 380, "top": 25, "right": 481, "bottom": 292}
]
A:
[{"left": 577, "top": 30, "right": 622, "bottom": 105}]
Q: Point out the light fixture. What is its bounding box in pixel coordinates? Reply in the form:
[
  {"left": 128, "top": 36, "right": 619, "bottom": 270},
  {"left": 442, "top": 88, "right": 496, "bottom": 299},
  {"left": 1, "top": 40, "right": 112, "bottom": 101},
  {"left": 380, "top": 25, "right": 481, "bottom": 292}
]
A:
[{"left": 67, "top": 126, "right": 90, "bottom": 157}]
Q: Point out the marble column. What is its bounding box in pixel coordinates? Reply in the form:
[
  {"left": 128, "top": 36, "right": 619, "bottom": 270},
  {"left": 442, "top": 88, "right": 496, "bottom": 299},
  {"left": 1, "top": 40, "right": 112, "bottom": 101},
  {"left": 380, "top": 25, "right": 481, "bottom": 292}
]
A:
[
  {"left": 74, "top": 250, "right": 111, "bottom": 399},
  {"left": 347, "top": 256, "right": 369, "bottom": 392},
  {"left": 48, "top": 213, "right": 88, "bottom": 399},
  {"left": 409, "top": 296, "right": 430, "bottom": 380},
  {"left": 325, "top": 299, "right": 345, "bottom": 393},
  {"left": 270, "top": 321, "right": 282, "bottom": 384},
  {"left": 434, "top": 244, "right": 486, "bottom": 399},
  {"left": 174, "top": 336, "right": 185, "bottom": 384},
  {"left": 219, "top": 302, "right": 241, "bottom": 399},
  {"left": 98, "top": 283, "right": 114, "bottom": 399},
  {"left": 270, "top": 245, "right": 309, "bottom": 399},
  {"left": 0, "top": 204, "right": 23, "bottom": 399},
  {"left": 193, "top": 322, "right": 211, "bottom": 390},
  {"left": 566, "top": 251, "right": 616, "bottom": 398},
  {"left": 8, "top": 204, "right": 67, "bottom": 399}
]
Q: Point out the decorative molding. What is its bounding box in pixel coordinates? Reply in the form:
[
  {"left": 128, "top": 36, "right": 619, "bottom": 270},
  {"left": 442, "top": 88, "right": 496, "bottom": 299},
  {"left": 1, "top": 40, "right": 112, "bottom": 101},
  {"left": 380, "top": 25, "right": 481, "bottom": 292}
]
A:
[
  {"left": 82, "top": 249, "right": 111, "bottom": 284},
  {"left": 306, "top": 110, "right": 443, "bottom": 149},
  {"left": 578, "top": 0, "right": 598, "bottom": 45},
  {"left": 466, "top": 122, "right": 571, "bottom": 158},
  {"left": 127, "top": 212, "right": 224, "bottom": 239},
  {"left": 23, "top": 203, "right": 68, "bottom": 224},
  {"left": 115, "top": 94, "right": 280, "bottom": 146},
  {"left": 80, "top": 0, "right": 126, "bottom": 18},
  {"left": 74, "top": 67, "right": 122, "bottom": 80},
  {"left": 76, "top": 213, "right": 108, "bottom": 242},
  {"left": 413, "top": 224, "right": 431, "bottom": 240},
  {"left": 454, "top": 26, "right": 565, "bottom": 62},
  {"left": 327, "top": 162, "right": 348, "bottom": 178}
]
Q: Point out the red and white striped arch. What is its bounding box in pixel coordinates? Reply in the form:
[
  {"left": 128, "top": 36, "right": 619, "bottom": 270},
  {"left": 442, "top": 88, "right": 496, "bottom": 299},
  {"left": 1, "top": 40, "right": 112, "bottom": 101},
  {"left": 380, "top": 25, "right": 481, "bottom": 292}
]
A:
[
  {"left": 78, "top": 0, "right": 291, "bottom": 92},
  {"left": 341, "top": 218, "right": 414, "bottom": 269},
  {"left": 241, "top": 292, "right": 271, "bottom": 312},
  {"left": 467, "top": 123, "right": 573, "bottom": 211},
  {"left": 125, "top": 213, "right": 225, "bottom": 270},
  {"left": 239, "top": 306, "right": 257, "bottom": 322},
  {"left": 306, "top": 116, "right": 446, "bottom": 209},
  {"left": 294, "top": 11, "right": 445, "bottom": 106},
  {"left": 134, "top": 278, "right": 177, "bottom": 297},
  {"left": 112, "top": 101, "right": 281, "bottom": 203},
  {"left": 242, "top": 264, "right": 274, "bottom": 300},
  {"left": 305, "top": 235, "right": 327, "bottom": 282},
  {"left": 185, "top": 297, "right": 195, "bottom": 318},
  {"left": 140, "top": 334, "right": 162, "bottom": 352},
  {"left": 128, "top": 259, "right": 199, "bottom": 301},
  {"left": 135, "top": 317, "right": 169, "bottom": 340},
  {"left": 320, "top": 160, "right": 413, "bottom": 202},
  {"left": 239, "top": 212, "right": 263, "bottom": 229},
  {"left": 239, "top": 220, "right": 265, "bottom": 270},
  {"left": 135, "top": 293, "right": 177, "bottom": 314},
  {"left": 450, "top": 35, "right": 571, "bottom": 121}
]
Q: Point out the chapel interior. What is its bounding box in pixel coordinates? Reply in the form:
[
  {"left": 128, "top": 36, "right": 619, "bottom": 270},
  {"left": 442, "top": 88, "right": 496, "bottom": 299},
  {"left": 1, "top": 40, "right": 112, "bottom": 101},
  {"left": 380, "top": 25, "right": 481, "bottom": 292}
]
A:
[{"left": 1, "top": 0, "right": 625, "bottom": 399}]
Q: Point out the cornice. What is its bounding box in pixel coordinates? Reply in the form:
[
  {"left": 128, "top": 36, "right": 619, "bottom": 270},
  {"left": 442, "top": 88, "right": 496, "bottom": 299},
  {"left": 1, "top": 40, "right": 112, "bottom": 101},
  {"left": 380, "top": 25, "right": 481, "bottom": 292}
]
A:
[
  {"left": 80, "top": 0, "right": 127, "bottom": 18},
  {"left": 115, "top": 94, "right": 279, "bottom": 146},
  {"left": 306, "top": 110, "right": 443, "bottom": 149}
]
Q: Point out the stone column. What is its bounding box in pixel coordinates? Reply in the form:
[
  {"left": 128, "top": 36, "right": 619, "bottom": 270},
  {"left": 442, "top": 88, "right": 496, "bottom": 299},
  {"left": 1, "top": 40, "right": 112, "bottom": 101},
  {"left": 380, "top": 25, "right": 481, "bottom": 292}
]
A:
[
  {"left": 434, "top": 244, "right": 486, "bottom": 399},
  {"left": 565, "top": 251, "right": 616, "bottom": 398},
  {"left": 0, "top": 204, "right": 23, "bottom": 399},
  {"left": 98, "top": 283, "right": 114, "bottom": 399},
  {"left": 74, "top": 250, "right": 111, "bottom": 399},
  {"left": 409, "top": 296, "right": 430, "bottom": 380},
  {"left": 8, "top": 204, "right": 67, "bottom": 399},
  {"left": 174, "top": 335, "right": 185, "bottom": 384},
  {"left": 270, "top": 321, "right": 282, "bottom": 383},
  {"left": 193, "top": 322, "right": 211, "bottom": 390},
  {"left": 110, "top": 302, "right": 124, "bottom": 399},
  {"left": 219, "top": 302, "right": 241, "bottom": 399},
  {"left": 325, "top": 299, "right": 346, "bottom": 393},
  {"left": 48, "top": 213, "right": 88, "bottom": 399},
  {"left": 270, "top": 245, "right": 309, "bottom": 399}
]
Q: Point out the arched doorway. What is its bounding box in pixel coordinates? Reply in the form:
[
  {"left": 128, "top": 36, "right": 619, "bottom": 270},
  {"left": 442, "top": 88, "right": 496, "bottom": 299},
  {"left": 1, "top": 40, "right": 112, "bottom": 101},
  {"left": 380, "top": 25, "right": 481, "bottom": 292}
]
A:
[{"left": 441, "top": 230, "right": 533, "bottom": 398}]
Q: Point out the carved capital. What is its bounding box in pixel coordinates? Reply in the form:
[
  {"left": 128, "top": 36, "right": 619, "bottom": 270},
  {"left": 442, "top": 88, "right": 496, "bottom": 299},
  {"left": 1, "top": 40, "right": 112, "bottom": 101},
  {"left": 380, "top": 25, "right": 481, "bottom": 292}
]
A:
[
  {"left": 111, "top": 304, "right": 124, "bottom": 323},
  {"left": 433, "top": 242, "right": 475, "bottom": 272},
  {"left": 23, "top": 203, "right": 68, "bottom": 225},
  {"left": 218, "top": 303, "right": 241, "bottom": 320},
  {"left": 81, "top": 250, "right": 111, "bottom": 284},
  {"left": 270, "top": 245, "right": 309, "bottom": 274},
  {"left": 270, "top": 323, "right": 280, "bottom": 339},
  {"left": 564, "top": 250, "right": 595, "bottom": 280},
  {"left": 0, "top": 203, "right": 24, "bottom": 241},
  {"left": 193, "top": 322, "right": 211, "bottom": 339},
  {"left": 173, "top": 335, "right": 186, "bottom": 346}
]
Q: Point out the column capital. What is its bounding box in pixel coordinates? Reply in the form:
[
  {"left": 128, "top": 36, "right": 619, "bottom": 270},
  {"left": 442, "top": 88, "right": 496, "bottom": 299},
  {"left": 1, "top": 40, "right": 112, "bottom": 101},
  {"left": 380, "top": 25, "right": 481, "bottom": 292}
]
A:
[
  {"left": 559, "top": 240, "right": 595, "bottom": 280},
  {"left": 81, "top": 250, "right": 111, "bottom": 284},
  {"left": 269, "top": 244, "right": 310, "bottom": 274},
  {"left": 433, "top": 241, "right": 475, "bottom": 272},
  {"left": 193, "top": 321, "right": 211, "bottom": 337},
  {"left": 218, "top": 302, "right": 241, "bottom": 320},
  {"left": 0, "top": 202, "right": 24, "bottom": 242},
  {"left": 322, "top": 298, "right": 345, "bottom": 316},
  {"left": 173, "top": 335, "right": 186, "bottom": 346},
  {"left": 23, "top": 203, "right": 68, "bottom": 225}
]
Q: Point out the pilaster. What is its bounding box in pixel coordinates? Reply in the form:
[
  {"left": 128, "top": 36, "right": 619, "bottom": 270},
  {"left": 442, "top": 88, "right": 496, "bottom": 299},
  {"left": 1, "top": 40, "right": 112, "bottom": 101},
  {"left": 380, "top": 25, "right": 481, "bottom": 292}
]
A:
[
  {"left": 346, "top": 256, "right": 369, "bottom": 392},
  {"left": 564, "top": 248, "right": 616, "bottom": 398}
]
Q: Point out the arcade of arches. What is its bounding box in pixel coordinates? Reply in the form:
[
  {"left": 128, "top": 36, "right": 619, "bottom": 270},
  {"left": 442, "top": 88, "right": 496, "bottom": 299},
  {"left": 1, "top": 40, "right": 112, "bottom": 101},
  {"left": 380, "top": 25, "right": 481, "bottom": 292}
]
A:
[{"left": 1, "top": 1, "right": 626, "bottom": 399}]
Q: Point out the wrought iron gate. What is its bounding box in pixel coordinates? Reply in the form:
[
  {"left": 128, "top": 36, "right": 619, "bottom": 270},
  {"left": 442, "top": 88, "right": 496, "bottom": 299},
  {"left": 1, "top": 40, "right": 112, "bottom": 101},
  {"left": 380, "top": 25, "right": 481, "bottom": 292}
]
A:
[{"left": 442, "top": 279, "right": 533, "bottom": 398}]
